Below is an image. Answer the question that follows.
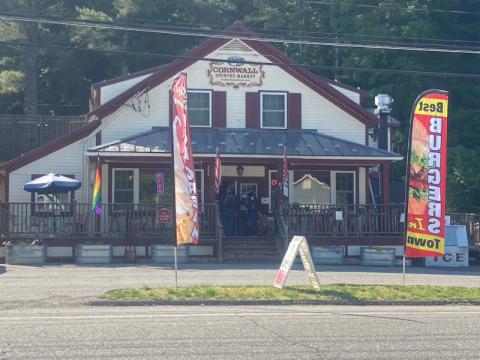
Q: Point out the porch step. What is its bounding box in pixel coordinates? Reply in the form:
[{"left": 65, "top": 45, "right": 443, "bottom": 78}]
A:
[{"left": 223, "top": 236, "right": 281, "bottom": 263}]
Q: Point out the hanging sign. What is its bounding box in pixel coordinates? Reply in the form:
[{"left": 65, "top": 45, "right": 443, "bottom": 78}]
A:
[
  {"left": 207, "top": 57, "right": 265, "bottom": 88},
  {"left": 156, "top": 207, "right": 172, "bottom": 224},
  {"left": 171, "top": 73, "right": 200, "bottom": 246},
  {"left": 273, "top": 236, "right": 320, "bottom": 289},
  {"left": 405, "top": 90, "right": 448, "bottom": 258}
]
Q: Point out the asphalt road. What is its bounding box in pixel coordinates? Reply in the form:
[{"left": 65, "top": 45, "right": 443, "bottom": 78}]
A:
[
  {"left": 0, "top": 305, "right": 479, "bottom": 359},
  {"left": 1, "top": 263, "right": 480, "bottom": 309}
]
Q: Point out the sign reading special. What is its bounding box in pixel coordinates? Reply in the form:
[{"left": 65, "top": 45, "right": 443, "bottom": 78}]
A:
[
  {"left": 207, "top": 56, "right": 265, "bottom": 88},
  {"left": 405, "top": 90, "right": 448, "bottom": 258},
  {"left": 171, "top": 73, "right": 200, "bottom": 246}
]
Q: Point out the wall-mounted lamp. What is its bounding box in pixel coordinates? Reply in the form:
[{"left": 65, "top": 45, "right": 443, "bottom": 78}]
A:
[{"left": 236, "top": 165, "right": 244, "bottom": 177}]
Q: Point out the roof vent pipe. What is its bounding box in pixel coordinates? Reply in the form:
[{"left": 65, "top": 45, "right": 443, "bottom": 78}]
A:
[
  {"left": 374, "top": 94, "right": 393, "bottom": 114},
  {"left": 374, "top": 94, "right": 393, "bottom": 151}
]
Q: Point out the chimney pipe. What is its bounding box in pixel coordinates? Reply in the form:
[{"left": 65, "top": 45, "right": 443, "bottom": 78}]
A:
[{"left": 375, "top": 94, "right": 392, "bottom": 151}]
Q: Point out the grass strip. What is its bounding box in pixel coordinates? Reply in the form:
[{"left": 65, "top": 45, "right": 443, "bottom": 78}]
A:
[{"left": 103, "top": 284, "right": 480, "bottom": 303}]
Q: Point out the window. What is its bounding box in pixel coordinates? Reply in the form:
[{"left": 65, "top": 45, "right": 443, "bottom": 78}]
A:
[
  {"left": 261, "top": 92, "right": 287, "bottom": 129},
  {"left": 293, "top": 171, "right": 331, "bottom": 205},
  {"left": 335, "top": 172, "right": 355, "bottom": 205},
  {"left": 139, "top": 169, "right": 173, "bottom": 205},
  {"left": 188, "top": 91, "right": 211, "bottom": 127},
  {"left": 113, "top": 169, "right": 134, "bottom": 203}
]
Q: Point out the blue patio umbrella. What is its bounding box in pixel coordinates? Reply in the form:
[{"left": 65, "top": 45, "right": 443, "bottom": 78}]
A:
[
  {"left": 24, "top": 173, "right": 81, "bottom": 233},
  {"left": 24, "top": 172, "right": 81, "bottom": 194}
]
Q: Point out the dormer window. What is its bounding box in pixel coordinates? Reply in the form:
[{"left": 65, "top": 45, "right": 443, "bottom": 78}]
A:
[
  {"left": 261, "top": 92, "right": 287, "bottom": 129},
  {"left": 188, "top": 90, "right": 212, "bottom": 127}
]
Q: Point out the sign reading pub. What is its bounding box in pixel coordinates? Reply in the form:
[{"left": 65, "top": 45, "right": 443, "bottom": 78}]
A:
[{"left": 208, "top": 56, "right": 265, "bottom": 88}]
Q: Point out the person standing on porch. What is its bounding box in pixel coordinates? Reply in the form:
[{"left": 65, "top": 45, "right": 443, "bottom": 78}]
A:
[
  {"left": 222, "top": 190, "right": 237, "bottom": 236},
  {"left": 246, "top": 192, "right": 259, "bottom": 235}
]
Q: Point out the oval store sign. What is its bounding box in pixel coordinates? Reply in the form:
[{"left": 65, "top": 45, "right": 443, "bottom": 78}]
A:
[{"left": 207, "top": 56, "right": 265, "bottom": 88}]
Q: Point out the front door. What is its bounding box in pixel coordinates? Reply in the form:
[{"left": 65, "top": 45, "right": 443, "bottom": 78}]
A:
[{"left": 238, "top": 182, "right": 258, "bottom": 236}]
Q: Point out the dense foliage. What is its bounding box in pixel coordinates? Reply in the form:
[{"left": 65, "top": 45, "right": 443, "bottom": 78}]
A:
[{"left": 1, "top": 0, "right": 479, "bottom": 211}]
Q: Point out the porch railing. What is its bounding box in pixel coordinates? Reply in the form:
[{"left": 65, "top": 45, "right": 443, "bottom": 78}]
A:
[
  {"left": 1, "top": 202, "right": 479, "bottom": 246},
  {"left": 0, "top": 202, "right": 217, "bottom": 241},
  {"left": 281, "top": 203, "right": 405, "bottom": 236}
]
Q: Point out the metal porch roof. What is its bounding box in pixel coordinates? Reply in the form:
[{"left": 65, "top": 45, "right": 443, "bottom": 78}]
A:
[{"left": 88, "top": 127, "right": 402, "bottom": 159}]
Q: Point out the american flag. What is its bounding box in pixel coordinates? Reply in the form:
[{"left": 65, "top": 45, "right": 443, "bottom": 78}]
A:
[
  {"left": 283, "top": 145, "right": 289, "bottom": 198},
  {"left": 215, "top": 145, "right": 222, "bottom": 195}
]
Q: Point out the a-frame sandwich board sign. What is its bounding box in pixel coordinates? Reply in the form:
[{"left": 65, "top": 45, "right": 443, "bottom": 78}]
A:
[{"left": 273, "top": 236, "right": 320, "bottom": 290}]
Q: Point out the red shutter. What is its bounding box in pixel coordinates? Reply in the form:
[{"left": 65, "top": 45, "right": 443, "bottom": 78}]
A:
[
  {"left": 245, "top": 92, "right": 260, "bottom": 129},
  {"left": 288, "top": 93, "right": 301, "bottom": 129},
  {"left": 213, "top": 91, "right": 226, "bottom": 128}
]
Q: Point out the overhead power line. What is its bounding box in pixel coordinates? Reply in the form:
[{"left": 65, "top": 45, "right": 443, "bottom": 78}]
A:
[
  {"left": 307, "top": 1, "right": 480, "bottom": 16},
  {"left": 2, "top": 13, "right": 480, "bottom": 55},
  {"left": 4, "top": 8, "right": 480, "bottom": 46},
  {"left": 3, "top": 39, "right": 480, "bottom": 80}
]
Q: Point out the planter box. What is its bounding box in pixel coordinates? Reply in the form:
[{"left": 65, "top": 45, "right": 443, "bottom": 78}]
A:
[
  {"left": 151, "top": 245, "right": 188, "bottom": 264},
  {"left": 76, "top": 244, "right": 112, "bottom": 264},
  {"left": 6, "top": 245, "right": 46, "bottom": 265},
  {"left": 312, "top": 246, "right": 345, "bottom": 265},
  {"left": 360, "top": 247, "right": 395, "bottom": 267}
]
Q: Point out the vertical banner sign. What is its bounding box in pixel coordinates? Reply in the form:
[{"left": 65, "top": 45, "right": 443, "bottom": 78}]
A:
[
  {"left": 171, "top": 74, "right": 200, "bottom": 245},
  {"left": 283, "top": 145, "right": 289, "bottom": 198},
  {"left": 405, "top": 90, "right": 448, "bottom": 258},
  {"left": 214, "top": 145, "right": 222, "bottom": 195}
]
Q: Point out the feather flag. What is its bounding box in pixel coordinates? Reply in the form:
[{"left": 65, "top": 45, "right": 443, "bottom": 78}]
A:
[
  {"left": 91, "top": 156, "right": 102, "bottom": 215},
  {"left": 214, "top": 145, "right": 222, "bottom": 195}
]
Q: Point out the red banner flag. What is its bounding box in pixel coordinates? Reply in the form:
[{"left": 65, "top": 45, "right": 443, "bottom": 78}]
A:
[
  {"left": 171, "top": 73, "right": 200, "bottom": 246},
  {"left": 214, "top": 145, "right": 221, "bottom": 195},
  {"left": 405, "top": 90, "right": 448, "bottom": 258},
  {"left": 283, "top": 145, "right": 289, "bottom": 198}
]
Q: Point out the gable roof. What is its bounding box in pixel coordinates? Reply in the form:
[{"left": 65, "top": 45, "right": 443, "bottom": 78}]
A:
[
  {"left": 88, "top": 127, "right": 402, "bottom": 160},
  {"left": 88, "top": 23, "right": 378, "bottom": 127}
]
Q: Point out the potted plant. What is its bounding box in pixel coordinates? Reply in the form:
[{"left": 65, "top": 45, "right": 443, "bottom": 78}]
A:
[
  {"left": 76, "top": 241, "right": 112, "bottom": 264},
  {"left": 360, "top": 246, "right": 396, "bottom": 267},
  {"left": 151, "top": 244, "right": 188, "bottom": 264},
  {"left": 3, "top": 238, "right": 46, "bottom": 265}
]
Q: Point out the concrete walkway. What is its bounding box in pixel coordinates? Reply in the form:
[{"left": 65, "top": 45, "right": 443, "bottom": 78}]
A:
[{"left": 0, "top": 262, "right": 479, "bottom": 309}]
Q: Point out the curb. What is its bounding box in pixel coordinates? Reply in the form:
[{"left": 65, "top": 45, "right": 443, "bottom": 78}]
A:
[{"left": 88, "top": 299, "right": 480, "bottom": 307}]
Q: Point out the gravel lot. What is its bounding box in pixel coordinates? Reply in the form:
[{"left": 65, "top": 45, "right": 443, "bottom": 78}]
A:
[{"left": 1, "top": 262, "right": 479, "bottom": 309}]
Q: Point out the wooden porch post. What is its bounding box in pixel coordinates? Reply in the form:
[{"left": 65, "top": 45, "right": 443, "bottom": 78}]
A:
[{"left": 382, "top": 161, "right": 391, "bottom": 204}]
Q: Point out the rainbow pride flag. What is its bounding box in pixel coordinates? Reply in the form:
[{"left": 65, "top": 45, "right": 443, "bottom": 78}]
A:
[{"left": 91, "top": 157, "right": 102, "bottom": 215}]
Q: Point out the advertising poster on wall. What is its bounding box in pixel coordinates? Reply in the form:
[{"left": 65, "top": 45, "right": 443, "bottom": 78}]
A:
[
  {"left": 171, "top": 74, "right": 200, "bottom": 246},
  {"left": 405, "top": 90, "right": 448, "bottom": 258}
]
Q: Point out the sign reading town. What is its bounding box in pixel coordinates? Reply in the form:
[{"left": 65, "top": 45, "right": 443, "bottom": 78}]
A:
[{"left": 207, "top": 56, "right": 265, "bottom": 88}]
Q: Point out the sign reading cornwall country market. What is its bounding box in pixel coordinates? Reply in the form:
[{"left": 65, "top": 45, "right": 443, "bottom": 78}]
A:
[
  {"left": 273, "top": 236, "right": 320, "bottom": 289},
  {"left": 405, "top": 90, "right": 448, "bottom": 258},
  {"left": 207, "top": 56, "right": 265, "bottom": 88},
  {"left": 171, "top": 73, "right": 200, "bottom": 246}
]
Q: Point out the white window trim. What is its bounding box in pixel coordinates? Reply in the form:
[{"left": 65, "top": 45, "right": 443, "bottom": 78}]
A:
[
  {"left": 188, "top": 90, "right": 212, "bottom": 128},
  {"left": 112, "top": 168, "right": 139, "bottom": 204},
  {"left": 332, "top": 171, "right": 356, "bottom": 205},
  {"left": 260, "top": 92, "right": 287, "bottom": 129}
]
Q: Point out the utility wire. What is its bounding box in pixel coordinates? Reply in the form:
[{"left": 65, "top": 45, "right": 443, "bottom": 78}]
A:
[
  {"left": 2, "top": 13, "right": 480, "bottom": 55},
  {"left": 307, "top": 1, "right": 480, "bottom": 16},
  {"left": 3, "top": 39, "right": 480, "bottom": 80},
  {"left": 4, "top": 7, "right": 480, "bottom": 46}
]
